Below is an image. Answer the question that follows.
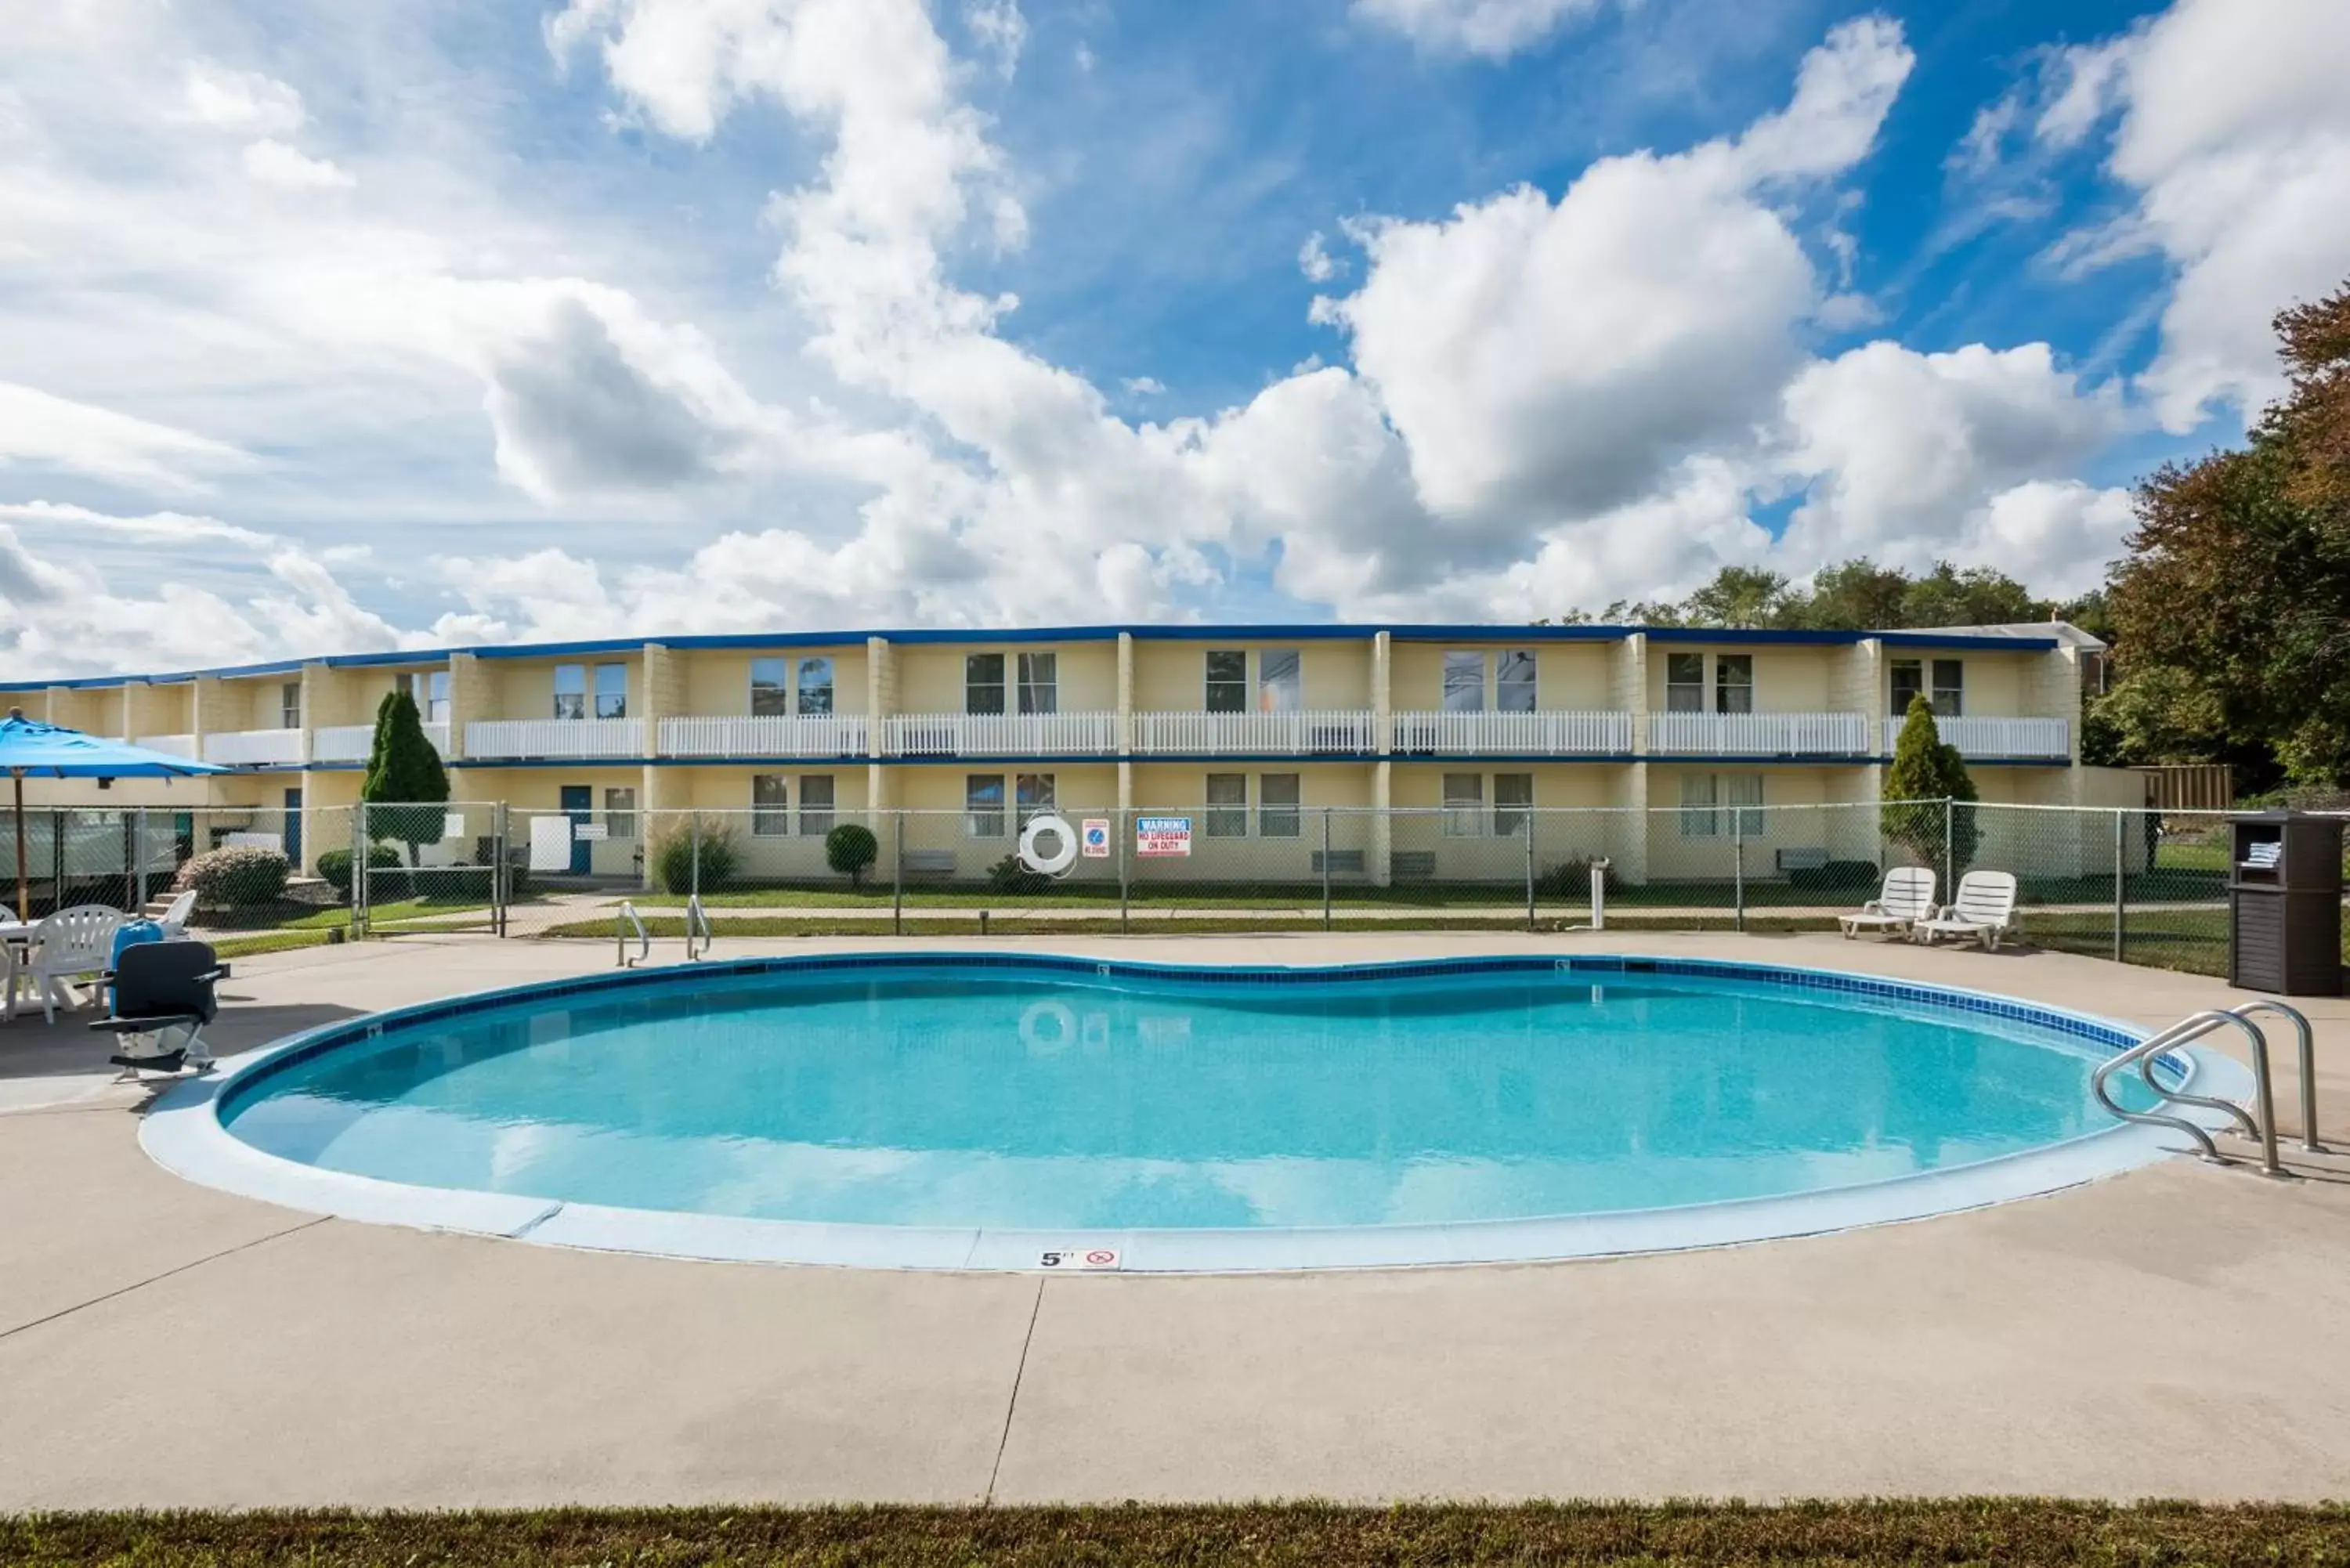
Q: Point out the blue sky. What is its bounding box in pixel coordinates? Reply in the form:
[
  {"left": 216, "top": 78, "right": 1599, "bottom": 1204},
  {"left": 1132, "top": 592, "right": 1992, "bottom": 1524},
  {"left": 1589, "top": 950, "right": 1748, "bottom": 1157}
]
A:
[{"left": 2, "top": 0, "right": 2345, "bottom": 674}]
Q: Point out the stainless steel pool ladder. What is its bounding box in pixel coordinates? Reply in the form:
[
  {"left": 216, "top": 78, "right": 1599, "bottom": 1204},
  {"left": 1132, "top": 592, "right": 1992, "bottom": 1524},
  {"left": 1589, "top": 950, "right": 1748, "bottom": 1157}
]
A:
[
  {"left": 615, "top": 901, "right": 651, "bottom": 968},
  {"left": 684, "top": 895, "right": 713, "bottom": 961},
  {"left": 2091, "top": 1000, "right": 2319, "bottom": 1177}
]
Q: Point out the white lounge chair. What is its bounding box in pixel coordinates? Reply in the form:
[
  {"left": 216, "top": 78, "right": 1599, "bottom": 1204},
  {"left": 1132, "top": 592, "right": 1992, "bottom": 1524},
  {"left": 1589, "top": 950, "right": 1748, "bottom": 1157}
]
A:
[
  {"left": 155, "top": 889, "right": 197, "bottom": 941},
  {"left": 1838, "top": 866, "right": 1936, "bottom": 939},
  {"left": 1913, "top": 871, "right": 2019, "bottom": 951},
  {"left": 8, "top": 905, "right": 125, "bottom": 1024}
]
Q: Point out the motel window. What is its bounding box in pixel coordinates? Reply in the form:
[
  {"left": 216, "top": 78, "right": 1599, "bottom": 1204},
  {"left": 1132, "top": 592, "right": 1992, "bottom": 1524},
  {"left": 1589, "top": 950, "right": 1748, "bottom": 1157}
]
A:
[
  {"left": 1679, "top": 773, "right": 1718, "bottom": 838},
  {"left": 399, "top": 670, "right": 448, "bottom": 724},
  {"left": 280, "top": 681, "right": 301, "bottom": 731},
  {"left": 798, "top": 775, "right": 836, "bottom": 836},
  {"left": 1259, "top": 649, "right": 1303, "bottom": 714},
  {"left": 1726, "top": 773, "right": 1764, "bottom": 836},
  {"left": 1495, "top": 651, "right": 1537, "bottom": 714},
  {"left": 797, "top": 657, "right": 835, "bottom": 715},
  {"left": 752, "top": 775, "right": 790, "bottom": 836},
  {"left": 750, "top": 658, "right": 790, "bottom": 717},
  {"left": 1442, "top": 651, "right": 1484, "bottom": 713},
  {"left": 1715, "top": 654, "right": 1753, "bottom": 715},
  {"left": 1889, "top": 659, "right": 1925, "bottom": 717},
  {"left": 552, "top": 664, "right": 587, "bottom": 721},
  {"left": 1932, "top": 659, "right": 1964, "bottom": 717},
  {"left": 965, "top": 775, "right": 1006, "bottom": 837},
  {"left": 965, "top": 653, "right": 1007, "bottom": 715},
  {"left": 1017, "top": 652, "right": 1058, "bottom": 715},
  {"left": 1204, "top": 651, "right": 1249, "bottom": 713},
  {"left": 1495, "top": 772, "right": 1534, "bottom": 837},
  {"left": 603, "top": 786, "right": 637, "bottom": 840},
  {"left": 1442, "top": 772, "right": 1484, "bottom": 837},
  {"left": 1665, "top": 653, "right": 1706, "bottom": 713},
  {"left": 1015, "top": 773, "right": 1056, "bottom": 825},
  {"left": 594, "top": 663, "right": 628, "bottom": 720},
  {"left": 1259, "top": 773, "right": 1301, "bottom": 839},
  {"left": 1205, "top": 773, "right": 1248, "bottom": 837}
]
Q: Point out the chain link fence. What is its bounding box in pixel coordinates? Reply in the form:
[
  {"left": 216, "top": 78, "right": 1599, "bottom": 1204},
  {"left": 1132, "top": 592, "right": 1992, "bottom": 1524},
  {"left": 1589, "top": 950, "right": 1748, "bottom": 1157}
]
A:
[{"left": 9, "top": 797, "right": 2344, "bottom": 977}]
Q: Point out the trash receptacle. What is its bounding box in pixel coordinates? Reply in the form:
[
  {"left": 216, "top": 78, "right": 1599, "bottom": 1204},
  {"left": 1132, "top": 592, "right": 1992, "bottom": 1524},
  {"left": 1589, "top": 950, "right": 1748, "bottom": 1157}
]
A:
[{"left": 2229, "top": 811, "right": 2344, "bottom": 995}]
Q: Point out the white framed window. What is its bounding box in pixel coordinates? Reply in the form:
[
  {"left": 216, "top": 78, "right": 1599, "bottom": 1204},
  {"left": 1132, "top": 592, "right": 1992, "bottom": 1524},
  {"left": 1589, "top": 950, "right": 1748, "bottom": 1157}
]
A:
[
  {"left": 1258, "top": 649, "right": 1302, "bottom": 713},
  {"left": 552, "top": 664, "right": 586, "bottom": 721},
  {"left": 1679, "top": 773, "right": 1718, "bottom": 837},
  {"left": 797, "top": 657, "right": 835, "bottom": 715},
  {"left": 280, "top": 681, "right": 302, "bottom": 729},
  {"left": 1204, "top": 650, "right": 1248, "bottom": 713},
  {"left": 1442, "top": 651, "right": 1484, "bottom": 713},
  {"left": 798, "top": 775, "right": 835, "bottom": 836},
  {"left": 1725, "top": 773, "right": 1765, "bottom": 836},
  {"left": 1016, "top": 652, "right": 1057, "bottom": 715},
  {"left": 1205, "top": 772, "right": 1248, "bottom": 837},
  {"left": 1015, "top": 772, "right": 1056, "bottom": 824},
  {"left": 594, "top": 663, "right": 628, "bottom": 720},
  {"left": 1679, "top": 773, "right": 1762, "bottom": 837},
  {"left": 965, "top": 653, "right": 1006, "bottom": 715},
  {"left": 603, "top": 786, "right": 638, "bottom": 840},
  {"left": 750, "top": 658, "right": 790, "bottom": 717},
  {"left": 1889, "top": 658, "right": 1925, "bottom": 717},
  {"left": 1931, "top": 659, "right": 1964, "bottom": 717},
  {"left": 399, "top": 670, "right": 449, "bottom": 724},
  {"left": 1494, "top": 772, "right": 1533, "bottom": 836},
  {"left": 1495, "top": 651, "right": 1537, "bottom": 714},
  {"left": 753, "top": 775, "right": 790, "bottom": 836},
  {"left": 1666, "top": 652, "right": 1706, "bottom": 713},
  {"left": 1259, "top": 773, "right": 1301, "bottom": 838},
  {"left": 1442, "top": 772, "right": 1484, "bottom": 836},
  {"left": 1715, "top": 654, "right": 1753, "bottom": 715},
  {"left": 964, "top": 774, "right": 1006, "bottom": 837}
]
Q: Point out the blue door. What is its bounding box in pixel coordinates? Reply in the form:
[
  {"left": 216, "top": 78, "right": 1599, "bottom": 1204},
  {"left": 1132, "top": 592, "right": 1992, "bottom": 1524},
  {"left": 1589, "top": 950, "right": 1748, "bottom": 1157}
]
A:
[
  {"left": 560, "top": 785, "right": 592, "bottom": 874},
  {"left": 284, "top": 787, "right": 304, "bottom": 867}
]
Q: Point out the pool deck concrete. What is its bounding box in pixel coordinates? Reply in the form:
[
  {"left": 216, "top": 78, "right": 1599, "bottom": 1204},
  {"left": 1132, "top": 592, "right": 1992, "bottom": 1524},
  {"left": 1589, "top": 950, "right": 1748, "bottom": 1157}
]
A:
[{"left": 2, "top": 930, "right": 2348, "bottom": 1508}]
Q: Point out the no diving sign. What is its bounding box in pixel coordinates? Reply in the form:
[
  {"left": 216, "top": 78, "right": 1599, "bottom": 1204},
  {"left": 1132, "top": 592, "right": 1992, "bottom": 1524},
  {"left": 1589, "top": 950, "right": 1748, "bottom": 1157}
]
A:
[{"left": 1039, "top": 1247, "right": 1123, "bottom": 1270}]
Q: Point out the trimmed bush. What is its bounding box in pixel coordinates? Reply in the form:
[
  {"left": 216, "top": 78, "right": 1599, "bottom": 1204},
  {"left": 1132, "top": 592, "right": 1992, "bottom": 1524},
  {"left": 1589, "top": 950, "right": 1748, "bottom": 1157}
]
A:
[
  {"left": 316, "top": 843, "right": 402, "bottom": 900},
  {"left": 826, "top": 823, "right": 880, "bottom": 887},
  {"left": 173, "top": 845, "right": 290, "bottom": 908},
  {"left": 986, "top": 852, "right": 1053, "bottom": 895},
  {"left": 650, "top": 818, "right": 739, "bottom": 894}
]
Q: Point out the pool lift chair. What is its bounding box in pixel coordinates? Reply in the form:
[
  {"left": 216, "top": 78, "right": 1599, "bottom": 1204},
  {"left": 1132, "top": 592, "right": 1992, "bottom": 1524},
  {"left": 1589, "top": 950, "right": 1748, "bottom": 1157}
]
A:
[{"left": 89, "top": 939, "right": 230, "bottom": 1080}]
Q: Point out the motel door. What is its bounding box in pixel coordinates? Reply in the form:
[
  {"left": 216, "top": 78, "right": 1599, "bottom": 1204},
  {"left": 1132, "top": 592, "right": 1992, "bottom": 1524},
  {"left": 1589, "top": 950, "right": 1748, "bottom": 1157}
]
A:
[
  {"left": 283, "top": 787, "right": 303, "bottom": 867},
  {"left": 560, "top": 785, "right": 592, "bottom": 875}
]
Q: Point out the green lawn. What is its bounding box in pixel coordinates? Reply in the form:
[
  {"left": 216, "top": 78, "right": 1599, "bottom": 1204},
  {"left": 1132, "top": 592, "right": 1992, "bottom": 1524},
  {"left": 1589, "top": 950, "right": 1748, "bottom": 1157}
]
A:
[
  {"left": 4, "top": 1501, "right": 2345, "bottom": 1566},
  {"left": 273, "top": 897, "right": 498, "bottom": 932}
]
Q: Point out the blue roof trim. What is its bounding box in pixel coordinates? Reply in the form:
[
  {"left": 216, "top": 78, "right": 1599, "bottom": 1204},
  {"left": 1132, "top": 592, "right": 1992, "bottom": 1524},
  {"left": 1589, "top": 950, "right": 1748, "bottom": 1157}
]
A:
[{"left": 1878, "top": 630, "right": 2060, "bottom": 651}]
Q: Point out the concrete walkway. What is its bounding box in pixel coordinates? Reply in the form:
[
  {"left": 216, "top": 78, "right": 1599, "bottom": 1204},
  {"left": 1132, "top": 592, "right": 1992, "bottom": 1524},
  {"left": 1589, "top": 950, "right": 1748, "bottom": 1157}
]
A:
[{"left": 2, "top": 931, "right": 2347, "bottom": 1508}]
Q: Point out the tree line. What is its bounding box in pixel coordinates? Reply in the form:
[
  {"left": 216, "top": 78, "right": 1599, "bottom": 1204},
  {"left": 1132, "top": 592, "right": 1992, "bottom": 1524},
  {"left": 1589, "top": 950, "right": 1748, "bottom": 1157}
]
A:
[{"left": 1545, "top": 273, "right": 2350, "bottom": 794}]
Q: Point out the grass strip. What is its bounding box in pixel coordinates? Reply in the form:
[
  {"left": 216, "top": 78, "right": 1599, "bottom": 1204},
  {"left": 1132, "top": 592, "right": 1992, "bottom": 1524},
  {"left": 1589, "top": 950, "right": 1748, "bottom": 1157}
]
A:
[
  {"left": 535, "top": 914, "right": 1842, "bottom": 938},
  {"left": 4, "top": 1501, "right": 2348, "bottom": 1566},
  {"left": 206, "top": 929, "right": 339, "bottom": 960}
]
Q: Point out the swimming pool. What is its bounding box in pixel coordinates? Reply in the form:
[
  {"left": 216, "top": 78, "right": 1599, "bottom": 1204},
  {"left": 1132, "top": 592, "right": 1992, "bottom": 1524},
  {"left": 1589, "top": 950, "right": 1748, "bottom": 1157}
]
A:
[{"left": 145, "top": 953, "right": 2229, "bottom": 1271}]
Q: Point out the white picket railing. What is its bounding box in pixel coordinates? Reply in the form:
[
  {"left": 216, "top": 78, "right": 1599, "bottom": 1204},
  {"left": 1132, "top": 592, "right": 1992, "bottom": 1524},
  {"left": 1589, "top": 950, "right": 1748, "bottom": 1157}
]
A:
[
  {"left": 1388, "top": 710, "right": 1633, "bottom": 756},
  {"left": 1928, "top": 716, "right": 2071, "bottom": 761},
  {"left": 310, "top": 722, "right": 450, "bottom": 764},
  {"left": 1133, "top": 710, "right": 1379, "bottom": 756},
  {"left": 200, "top": 728, "right": 306, "bottom": 766},
  {"left": 659, "top": 714, "right": 871, "bottom": 758},
  {"left": 463, "top": 717, "right": 645, "bottom": 761},
  {"left": 881, "top": 711, "right": 1120, "bottom": 757},
  {"left": 1645, "top": 711, "right": 1870, "bottom": 757},
  {"left": 133, "top": 733, "right": 197, "bottom": 759}
]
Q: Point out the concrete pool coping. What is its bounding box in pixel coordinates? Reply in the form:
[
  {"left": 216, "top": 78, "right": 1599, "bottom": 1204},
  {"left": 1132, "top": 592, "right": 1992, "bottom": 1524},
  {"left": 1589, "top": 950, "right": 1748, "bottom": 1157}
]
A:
[{"left": 137, "top": 951, "right": 2252, "bottom": 1274}]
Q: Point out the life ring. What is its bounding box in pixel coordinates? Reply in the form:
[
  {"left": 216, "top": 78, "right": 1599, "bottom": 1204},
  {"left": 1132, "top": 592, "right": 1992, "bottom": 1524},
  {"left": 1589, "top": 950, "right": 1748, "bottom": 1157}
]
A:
[{"left": 1018, "top": 813, "right": 1080, "bottom": 876}]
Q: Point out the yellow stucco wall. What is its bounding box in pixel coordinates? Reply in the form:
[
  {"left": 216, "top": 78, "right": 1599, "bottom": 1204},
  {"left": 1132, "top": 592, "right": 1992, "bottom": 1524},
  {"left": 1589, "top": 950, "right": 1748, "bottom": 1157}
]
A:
[
  {"left": 678, "top": 646, "right": 869, "bottom": 717},
  {"left": 1129, "top": 641, "right": 1371, "bottom": 711},
  {"left": 893, "top": 642, "right": 1119, "bottom": 714},
  {"left": 1387, "top": 641, "right": 1613, "bottom": 710}
]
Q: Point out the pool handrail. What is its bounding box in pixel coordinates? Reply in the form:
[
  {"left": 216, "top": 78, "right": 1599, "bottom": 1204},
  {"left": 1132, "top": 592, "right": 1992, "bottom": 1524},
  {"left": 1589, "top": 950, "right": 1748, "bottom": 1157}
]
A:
[
  {"left": 615, "top": 901, "right": 651, "bottom": 968},
  {"left": 2092, "top": 999, "right": 2318, "bottom": 1176},
  {"left": 685, "top": 895, "right": 713, "bottom": 962}
]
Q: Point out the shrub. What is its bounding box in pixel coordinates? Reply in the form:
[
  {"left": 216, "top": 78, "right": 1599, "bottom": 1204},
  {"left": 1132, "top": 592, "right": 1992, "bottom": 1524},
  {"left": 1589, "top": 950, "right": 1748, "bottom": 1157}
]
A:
[
  {"left": 1787, "top": 860, "right": 1884, "bottom": 892},
  {"left": 826, "top": 823, "right": 880, "bottom": 887},
  {"left": 316, "top": 843, "right": 402, "bottom": 900},
  {"left": 1882, "top": 695, "right": 1981, "bottom": 872},
  {"left": 1535, "top": 857, "right": 1618, "bottom": 899},
  {"left": 986, "top": 852, "right": 1053, "bottom": 895},
  {"left": 173, "top": 845, "right": 290, "bottom": 908},
  {"left": 650, "top": 817, "right": 739, "bottom": 894}
]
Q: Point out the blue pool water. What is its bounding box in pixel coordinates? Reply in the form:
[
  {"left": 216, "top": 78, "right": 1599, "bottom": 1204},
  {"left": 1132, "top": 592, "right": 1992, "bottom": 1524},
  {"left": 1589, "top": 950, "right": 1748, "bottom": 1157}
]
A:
[{"left": 219, "top": 960, "right": 2153, "bottom": 1231}]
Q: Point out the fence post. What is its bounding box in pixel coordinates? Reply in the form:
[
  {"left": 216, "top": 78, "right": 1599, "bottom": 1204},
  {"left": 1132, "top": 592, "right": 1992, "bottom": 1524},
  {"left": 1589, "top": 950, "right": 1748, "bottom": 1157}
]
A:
[
  {"left": 892, "top": 809, "right": 904, "bottom": 937},
  {"left": 134, "top": 807, "right": 150, "bottom": 912},
  {"left": 1943, "top": 797, "right": 1955, "bottom": 897},
  {"left": 1524, "top": 809, "right": 1536, "bottom": 932},
  {"left": 351, "top": 801, "right": 368, "bottom": 940},
  {"left": 494, "top": 801, "right": 509, "bottom": 938},
  {"left": 689, "top": 813, "right": 701, "bottom": 959},
  {"left": 1732, "top": 808, "right": 1745, "bottom": 933},
  {"left": 1322, "top": 808, "right": 1334, "bottom": 932},
  {"left": 2113, "top": 808, "right": 2126, "bottom": 963},
  {"left": 1119, "top": 807, "right": 1131, "bottom": 936}
]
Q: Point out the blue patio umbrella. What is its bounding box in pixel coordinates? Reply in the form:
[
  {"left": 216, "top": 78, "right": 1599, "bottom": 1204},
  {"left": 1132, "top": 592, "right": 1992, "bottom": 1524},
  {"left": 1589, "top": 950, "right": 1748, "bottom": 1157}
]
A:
[{"left": 0, "top": 708, "right": 224, "bottom": 919}]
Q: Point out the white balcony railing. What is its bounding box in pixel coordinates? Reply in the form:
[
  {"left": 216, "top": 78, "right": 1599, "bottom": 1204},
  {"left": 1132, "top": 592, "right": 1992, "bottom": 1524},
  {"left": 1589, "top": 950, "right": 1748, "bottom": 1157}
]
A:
[
  {"left": 1133, "top": 710, "right": 1378, "bottom": 757},
  {"left": 463, "top": 717, "right": 645, "bottom": 761},
  {"left": 659, "top": 714, "right": 870, "bottom": 758},
  {"left": 1646, "top": 711, "right": 1870, "bottom": 757},
  {"left": 881, "top": 711, "right": 1120, "bottom": 757},
  {"left": 201, "top": 728, "right": 306, "bottom": 766},
  {"left": 1389, "top": 710, "right": 1633, "bottom": 756},
  {"left": 310, "top": 722, "right": 450, "bottom": 764},
  {"left": 1927, "top": 715, "right": 2071, "bottom": 761},
  {"left": 133, "top": 733, "right": 197, "bottom": 759}
]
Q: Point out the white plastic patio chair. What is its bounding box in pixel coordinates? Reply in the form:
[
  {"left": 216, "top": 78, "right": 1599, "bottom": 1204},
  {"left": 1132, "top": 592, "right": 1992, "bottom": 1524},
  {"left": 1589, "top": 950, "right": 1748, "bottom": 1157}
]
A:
[
  {"left": 155, "top": 889, "right": 197, "bottom": 941},
  {"left": 9, "top": 905, "right": 125, "bottom": 1024},
  {"left": 1912, "top": 871, "right": 2020, "bottom": 952},
  {"left": 1837, "top": 866, "right": 1936, "bottom": 939}
]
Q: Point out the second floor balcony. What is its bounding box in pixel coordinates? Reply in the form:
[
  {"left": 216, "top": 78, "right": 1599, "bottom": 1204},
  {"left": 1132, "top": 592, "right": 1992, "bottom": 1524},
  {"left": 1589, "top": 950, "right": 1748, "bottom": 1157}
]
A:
[
  {"left": 1133, "top": 710, "right": 1378, "bottom": 757},
  {"left": 312, "top": 722, "right": 450, "bottom": 764},
  {"left": 881, "top": 711, "right": 1119, "bottom": 757},
  {"left": 1390, "top": 710, "right": 1632, "bottom": 757},
  {"left": 1647, "top": 711, "right": 1871, "bottom": 758},
  {"left": 200, "top": 728, "right": 306, "bottom": 767},
  {"left": 660, "top": 714, "right": 869, "bottom": 759},
  {"left": 464, "top": 717, "right": 645, "bottom": 761},
  {"left": 1925, "top": 716, "right": 2071, "bottom": 761}
]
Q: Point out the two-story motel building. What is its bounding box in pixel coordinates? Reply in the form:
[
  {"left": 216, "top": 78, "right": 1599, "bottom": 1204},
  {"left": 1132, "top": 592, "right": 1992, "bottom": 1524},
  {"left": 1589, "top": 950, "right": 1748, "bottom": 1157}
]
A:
[{"left": 4, "top": 621, "right": 2142, "bottom": 885}]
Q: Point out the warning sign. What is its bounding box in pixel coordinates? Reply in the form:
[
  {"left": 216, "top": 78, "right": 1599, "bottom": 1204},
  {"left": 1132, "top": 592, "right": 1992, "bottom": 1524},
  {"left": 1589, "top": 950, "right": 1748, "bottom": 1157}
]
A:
[
  {"left": 1080, "top": 818, "right": 1112, "bottom": 858},
  {"left": 1134, "top": 815, "right": 1191, "bottom": 858},
  {"left": 1039, "top": 1248, "right": 1123, "bottom": 1270}
]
